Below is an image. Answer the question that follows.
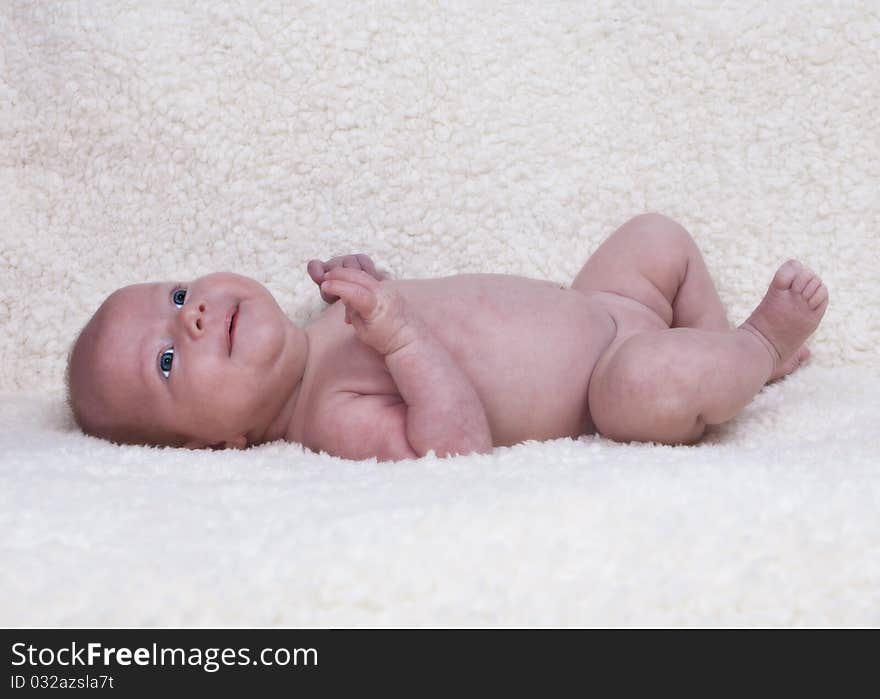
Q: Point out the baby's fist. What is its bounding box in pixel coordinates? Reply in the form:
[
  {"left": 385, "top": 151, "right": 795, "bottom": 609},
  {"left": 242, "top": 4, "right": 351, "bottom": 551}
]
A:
[
  {"left": 308, "top": 254, "right": 389, "bottom": 304},
  {"left": 321, "top": 268, "right": 419, "bottom": 356}
]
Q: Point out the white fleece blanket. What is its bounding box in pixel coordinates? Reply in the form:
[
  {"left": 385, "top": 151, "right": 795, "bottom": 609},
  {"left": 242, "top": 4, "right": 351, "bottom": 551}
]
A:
[{"left": 1, "top": 1, "right": 879, "bottom": 626}]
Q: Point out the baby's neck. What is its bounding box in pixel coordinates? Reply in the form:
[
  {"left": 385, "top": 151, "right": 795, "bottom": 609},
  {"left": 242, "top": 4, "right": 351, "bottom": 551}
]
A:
[
  {"left": 253, "top": 378, "right": 305, "bottom": 445},
  {"left": 246, "top": 323, "right": 311, "bottom": 446}
]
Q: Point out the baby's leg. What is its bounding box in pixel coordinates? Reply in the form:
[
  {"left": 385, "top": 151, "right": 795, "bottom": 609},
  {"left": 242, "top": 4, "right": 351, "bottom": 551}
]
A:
[
  {"left": 572, "top": 213, "right": 730, "bottom": 331},
  {"left": 588, "top": 260, "right": 828, "bottom": 445}
]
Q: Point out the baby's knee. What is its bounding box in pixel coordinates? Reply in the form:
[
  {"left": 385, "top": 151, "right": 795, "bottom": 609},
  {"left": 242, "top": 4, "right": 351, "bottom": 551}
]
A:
[
  {"left": 589, "top": 335, "right": 704, "bottom": 444},
  {"left": 624, "top": 211, "right": 684, "bottom": 231},
  {"left": 622, "top": 212, "right": 695, "bottom": 252},
  {"left": 605, "top": 333, "right": 690, "bottom": 396}
]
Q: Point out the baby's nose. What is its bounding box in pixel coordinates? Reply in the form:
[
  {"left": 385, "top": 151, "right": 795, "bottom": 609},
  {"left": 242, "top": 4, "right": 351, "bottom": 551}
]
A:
[{"left": 179, "top": 300, "right": 209, "bottom": 337}]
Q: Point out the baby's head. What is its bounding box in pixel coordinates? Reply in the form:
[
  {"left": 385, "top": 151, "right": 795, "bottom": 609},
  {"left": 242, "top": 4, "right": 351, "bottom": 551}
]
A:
[{"left": 66, "top": 272, "right": 309, "bottom": 449}]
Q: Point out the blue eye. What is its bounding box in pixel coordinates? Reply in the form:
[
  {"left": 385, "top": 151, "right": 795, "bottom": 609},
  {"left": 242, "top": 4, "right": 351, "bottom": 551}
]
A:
[
  {"left": 159, "top": 348, "right": 174, "bottom": 379},
  {"left": 172, "top": 288, "right": 187, "bottom": 308}
]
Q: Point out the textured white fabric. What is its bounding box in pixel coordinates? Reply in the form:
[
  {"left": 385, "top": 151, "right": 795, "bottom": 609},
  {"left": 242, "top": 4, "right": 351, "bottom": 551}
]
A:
[{"left": 1, "top": 0, "right": 878, "bottom": 625}]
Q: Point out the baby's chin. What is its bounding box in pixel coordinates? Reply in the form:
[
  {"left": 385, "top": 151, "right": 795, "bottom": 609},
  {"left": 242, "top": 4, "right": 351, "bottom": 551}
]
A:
[{"left": 230, "top": 300, "right": 290, "bottom": 363}]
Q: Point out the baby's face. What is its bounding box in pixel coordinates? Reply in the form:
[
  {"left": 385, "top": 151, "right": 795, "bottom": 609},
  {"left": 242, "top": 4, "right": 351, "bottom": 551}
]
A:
[{"left": 72, "top": 272, "right": 306, "bottom": 447}]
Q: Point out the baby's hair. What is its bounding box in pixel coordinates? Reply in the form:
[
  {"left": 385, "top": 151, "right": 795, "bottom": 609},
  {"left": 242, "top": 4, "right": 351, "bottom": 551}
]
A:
[{"left": 65, "top": 319, "right": 183, "bottom": 448}]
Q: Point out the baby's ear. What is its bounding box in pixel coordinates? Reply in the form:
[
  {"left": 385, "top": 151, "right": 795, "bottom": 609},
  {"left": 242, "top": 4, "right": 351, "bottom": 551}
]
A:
[
  {"left": 183, "top": 438, "right": 213, "bottom": 450},
  {"left": 183, "top": 435, "right": 247, "bottom": 450},
  {"left": 225, "top": 435, "right": 248, "bottom": 450}
]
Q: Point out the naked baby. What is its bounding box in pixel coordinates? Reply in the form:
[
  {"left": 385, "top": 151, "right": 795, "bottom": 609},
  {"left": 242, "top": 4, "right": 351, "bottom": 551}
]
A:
[{"left": 66, "top": 214, "right": 828, "bottom": 461}]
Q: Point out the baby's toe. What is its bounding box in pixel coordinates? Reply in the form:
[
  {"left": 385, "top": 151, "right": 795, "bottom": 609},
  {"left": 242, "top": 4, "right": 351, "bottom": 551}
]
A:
[
  {"left": 773, "top": 259, "right": 803, "bottom": 290},
  {"left": 802, "top": 276, "right": 821, "bottom": 299},
  {"left": 808, "top": 284, "right": 829, "bottom": 311},
  {"left": 792, "top": 266, "right": 817, "bottom": 294}
]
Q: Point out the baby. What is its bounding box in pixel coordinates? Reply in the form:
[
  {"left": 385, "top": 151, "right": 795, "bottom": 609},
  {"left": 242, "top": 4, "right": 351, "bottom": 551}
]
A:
[{"left": 66, "top": 214, "right": 828, "bottom": 461}]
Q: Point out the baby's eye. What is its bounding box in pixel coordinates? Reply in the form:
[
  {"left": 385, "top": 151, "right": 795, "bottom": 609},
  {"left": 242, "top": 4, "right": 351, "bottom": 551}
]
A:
[
  {"left": 159, "top": 348, "right": 175, "bottom": 379},
  {"left": 172, "top": 288, "right": 187, "bottom": 308}
]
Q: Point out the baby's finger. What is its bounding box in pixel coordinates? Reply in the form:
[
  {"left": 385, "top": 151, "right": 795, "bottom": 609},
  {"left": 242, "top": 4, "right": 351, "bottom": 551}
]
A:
[
  {"left": 321, "top": 278, "right": 377, "bottom": 317},
  {"left": 307, "top": 259, "right": 327, "bottom": 283},
  {"left": 325, "top": 254, "right": 361, "bottom": 267},
  {"left": 355, "top": 254, "right": 379, "bottom": 278},
  {"left": 321, "top": 289, "right": 341, "bottom": 304},
  {"left": 323, "top": 266, "right": 382, "bottom": 291},
  {"left": 308, "top": 260, "right": 341, "bottom": 303}
]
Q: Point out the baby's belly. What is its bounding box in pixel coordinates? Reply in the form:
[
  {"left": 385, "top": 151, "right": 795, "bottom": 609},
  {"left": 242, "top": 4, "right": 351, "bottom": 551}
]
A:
[{"left": 387, "top": 275, "right": 623, "bottom": 446}]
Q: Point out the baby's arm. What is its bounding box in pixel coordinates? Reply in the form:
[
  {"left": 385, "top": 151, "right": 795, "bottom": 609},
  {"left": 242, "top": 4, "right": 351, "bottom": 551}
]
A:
[
  {"left": 321, "top": 268, "right": 493, "bottom": 459},
  {"left": 385, "top": 330, "right": 494, "bottom": 458}
]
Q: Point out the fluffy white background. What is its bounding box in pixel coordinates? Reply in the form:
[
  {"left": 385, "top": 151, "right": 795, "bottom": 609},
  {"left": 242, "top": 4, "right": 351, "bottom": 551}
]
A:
[{"left": 1, "top": 0, "right": 878, "bottom": 625}]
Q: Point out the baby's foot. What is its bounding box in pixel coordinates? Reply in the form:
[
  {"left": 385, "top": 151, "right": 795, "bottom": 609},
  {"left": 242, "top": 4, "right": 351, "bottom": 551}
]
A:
[
  {"left": 767, "top": 344, "right": 811, "bottom": 383},
  {"left": 740, "top": 260, "right": 828, "bottom": 381}
]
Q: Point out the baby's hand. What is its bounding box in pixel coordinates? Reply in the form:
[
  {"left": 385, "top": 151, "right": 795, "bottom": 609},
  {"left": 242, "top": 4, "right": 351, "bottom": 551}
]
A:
[
  {"left": 307, "top": 254, "right": 389, "bottom": 304},
  {"left": 321, "top": 268, "right": 420, "bottom": 356}
]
